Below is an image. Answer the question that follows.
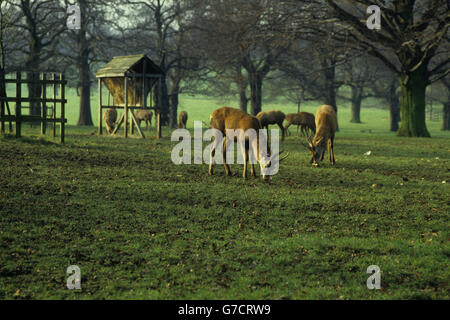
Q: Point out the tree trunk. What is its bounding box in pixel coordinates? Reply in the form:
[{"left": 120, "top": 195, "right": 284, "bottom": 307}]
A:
[
  {"left": 169, "top": 93, "right": 178, "bottom": 128},
  {"left": 154, "top": 77, "right": 170, "bottom": 126},
  {"left": 77, "top": 70, "right": 92, "bottom": 126},
  {"left": 168, "top": 79, "right": 180, "bottom": 128},
  {"left": 238, "top": 84, "right": 248, "bottom": 113},
  {"left": 388, "top": 82, "right": 400, "bottom": 132},
  {"left": 249, "top": 72, "right": 263, "bottom": 116},
  {"left": 76, "top": 0, "right": 93, "bottom": 126},
  {"left": 443, "top": 101, "right": 450, "bottom": 131},
  {"left": 27, "top": 71, "right": 41, "bottom": 117},
  {"left": 323, "top": 65, "right": 339, "bottom": 131},
  {"left": 350, "top": 86, "right": 362, "bottom": 123},
  {"left": 397, "top": 66, "right": 430, "bottom": 137}
]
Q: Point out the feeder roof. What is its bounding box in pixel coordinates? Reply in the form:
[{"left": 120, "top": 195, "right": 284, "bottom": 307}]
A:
[{"left": 96, "top": 54, "right": 164, "bottom": 78}]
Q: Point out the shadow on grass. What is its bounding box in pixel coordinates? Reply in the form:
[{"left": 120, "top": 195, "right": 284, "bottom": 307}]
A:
[{"left": 0, "top": 133, "right": 59, "bottom": 147}]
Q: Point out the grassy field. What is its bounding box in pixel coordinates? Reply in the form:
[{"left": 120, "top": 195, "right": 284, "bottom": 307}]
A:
[{"left": 0, "top": 93, "right": 449, "bottom": 299}]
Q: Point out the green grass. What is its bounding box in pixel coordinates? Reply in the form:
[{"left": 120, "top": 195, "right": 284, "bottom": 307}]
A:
[{"left": 0, "top": 93, "right": 449, "bottom": 299}]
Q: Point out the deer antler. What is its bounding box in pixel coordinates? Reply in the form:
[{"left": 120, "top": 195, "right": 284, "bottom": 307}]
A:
[
  {"left": 272, "top": 150, "right": 290, "bottom": 162},
  {"left": 279, "top": 151, "right": 290, "bottom": 162},
  {"left": 300, "top": 133, "right": 314, "bottom": 150}
]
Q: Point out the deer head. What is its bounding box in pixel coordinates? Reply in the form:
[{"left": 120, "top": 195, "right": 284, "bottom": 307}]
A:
[{"left": 302, "top": 134, "right": 324, "bottom": 167}]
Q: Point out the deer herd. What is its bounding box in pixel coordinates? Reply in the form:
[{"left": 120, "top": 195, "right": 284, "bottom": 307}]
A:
[
  {"left": 104, "top": 103, "right": 337, "bottom": 180},
  {"left": 208, "top": 104, "right": 337, "bottom": 180}
]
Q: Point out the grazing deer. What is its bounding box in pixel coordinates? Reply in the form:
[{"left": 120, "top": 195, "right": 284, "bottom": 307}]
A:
[
  {"left": 256, "top": 110, "right": 286, "bottom": 141},
  {"left": 303, "top": 105, "right": 337, "bottom": 167},
  {"left": 103, "top": 108, "right": 117, "bottom": 134},
  {"left": 178, "top": 111, "right": 188, "bottom": 129},
  {"left": 209, "top": 107, "right": 289, "bottom": 180},
  {"left": 285, "top": 112, "right": 316, "bottom": 136},
  {"left": 135, "top": 109, "right": 153, "bottom": 130}
]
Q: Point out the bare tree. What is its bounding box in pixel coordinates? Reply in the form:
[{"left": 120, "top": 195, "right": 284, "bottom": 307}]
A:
[
  {"left": 59, "top": 0, "right": 116, "bottom": 126},
  {"left": 0, "top": 0, "right": 20, "bottom": 131},
  {"left": 9, "top": 0, "right": 65, "bottom": 116},
  {"left": 194, "top": 0, "right": 294, "bottom": 115},
  {"left": 442, "top": 78, "right": 450, "bottom": 130},
  {"left": 325, "top": 0, "right": 450, "bottom": 137},
  {"left": 341, "top": 55, "right": 379, "bottom": 123}
]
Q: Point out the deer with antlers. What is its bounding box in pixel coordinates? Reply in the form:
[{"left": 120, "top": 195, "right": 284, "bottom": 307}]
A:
[
  {"left": 209, "top": 107, "right": 289, "bottom": 180},
  {"left": 303, "top": 105, "right": 337, "bottom": 167}
]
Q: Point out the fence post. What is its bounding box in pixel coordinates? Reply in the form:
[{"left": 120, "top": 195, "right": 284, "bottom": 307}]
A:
[
  {"left": 98, "top": 78, "right": 102, "bottom": 135},
  {"left": 124, "top": 77, "right": 128, "bottom": 138},
  {"left": 157, "top": 77, "right": 161, "bottom": 139},
  {"left": 0, "top": 71, "right": 4, "bottom": 133},
  {"left": 15, "top": 72, "right": 21, "bottom": 138},
  {"left": 52, "top": 73, "right": 56, "bottom": 137},
  {"left": 41, "top": 73, "right": 47, "bottom": 135},
  {"left": 60, "top": 74, "right": 65, "bottom": 143}
]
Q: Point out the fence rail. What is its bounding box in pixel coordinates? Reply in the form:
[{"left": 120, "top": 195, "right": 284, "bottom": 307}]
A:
[{"left": 0, "top": 71, "right": 67, "bottom": 143}]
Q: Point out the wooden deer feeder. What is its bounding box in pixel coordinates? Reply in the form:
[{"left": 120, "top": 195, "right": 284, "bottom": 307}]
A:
[{"left": 96, "top": 54, "right": 164, "bottom": 139}]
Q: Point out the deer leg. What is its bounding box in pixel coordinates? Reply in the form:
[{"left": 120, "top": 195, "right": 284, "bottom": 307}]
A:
[
  {"left": 278, "top": 123, "right": 285, "bottom": 141},
  {"left": 209, "top": 137, "right": 220, "bottom": 176},
  {"left": 223, "top": 137, "right": 232, "bottom": 176},
  {"left": 238, "top": 137, "right": 247, "bottom": 179},
  {"left": 330, "top": 136, "right": 336, "bottom": 165}
]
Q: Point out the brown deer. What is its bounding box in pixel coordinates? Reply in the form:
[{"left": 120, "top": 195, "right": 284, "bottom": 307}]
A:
[
  {"left": 256, "top": 110, "right": 286, "bottom": 141},
  {"left": 103, "top": 108, "right": 117, "bottom": 134},
  {"left": 209, "top": 107, "right": 289, "bottom": 180},
  {"left": 285, "top": 112, "right": 316, "bottom": 137},
  {"left": 178, "top": 111, "right": 188, "bottom": 129},
  {"left": 135, "top": 109, "right": 153, "bottom": 130},
  {"left": 304, "top": 105, "right": 337, "bottom": 167}
]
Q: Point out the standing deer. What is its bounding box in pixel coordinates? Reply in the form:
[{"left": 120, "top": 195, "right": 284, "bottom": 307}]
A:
[
  {"left": 103, "top": 108, "right": 117, "bottom": 134},
  {"left": 135, "top": 109, "right": 153, "bottom": 130},
  {"left": 209, "top": 107, "right": 289, "bottom": 180},
  {"left": 256, "top": 110, "right": 286, "bottom": 141},
  {"left": 178, "top": 111, "right": 188, "bottom": 129},
  {"left": 304, "top": 105, "right": 337, "bottom": 167},
  {"left": 285, "top": 112, "right": 316, "bottom": 136}
]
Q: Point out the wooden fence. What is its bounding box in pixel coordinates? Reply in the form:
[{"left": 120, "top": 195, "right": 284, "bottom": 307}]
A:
[{"left": 0, "top": 72, "right": 67, "bottom": 143}]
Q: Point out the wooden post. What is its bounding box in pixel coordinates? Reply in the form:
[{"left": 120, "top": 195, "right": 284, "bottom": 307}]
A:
[
  {"left": 41, "top": 73, "right": 47, "bottom": 135},
  {"left": 124, "top": 77, "right": 128, "bottom": 138},
  {"left": 0, "top": 72, "right": 4, "bottom": 133},
  {"left": 131, "top": 79, "right": 135, "bottom": 136},
  {"left": 98, "top": 78, "right": 103, "bottom": 135},
  {"left": 150, "top": 78, "right": 153, "bottom": 109},
  {"left": 143, "top": 61, "right": 147, "bottom": 109},
  {"left": 157, "top": 77, "right": 161, "bottom": 139},
  {"left": 15, "top": 72, "right": 21, "bottom": 138},
  {"left": 52, "top": 73, "right": 56, "bottom": 137},
  {"left": 60, "top": 74, "right": 65, "bottom": 143},
  {"left": 156, "top": 111, "right": 161, "bottom": 139},
  {"left": 0, "top": 94, "right": 4, "bottom": 133}
]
